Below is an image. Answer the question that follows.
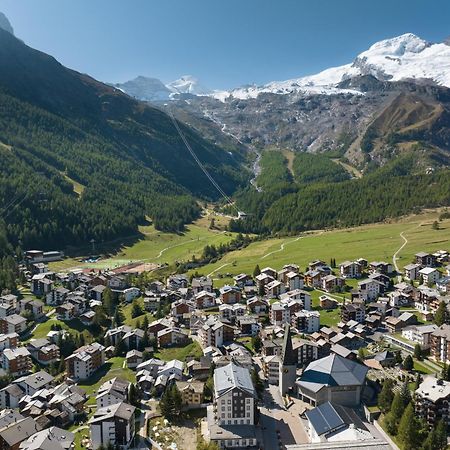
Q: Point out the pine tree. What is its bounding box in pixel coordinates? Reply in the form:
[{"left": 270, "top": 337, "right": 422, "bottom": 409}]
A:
[
  {"left": 435, "top": 301, "right": 447, "bottom": 326},
  {"left": 131, "top": 300, "right": 143, "bottom": 318},
  {"left": 389, "top": 393, "right": 405, "bottom": 432},
  {"left": 251, "top": 335, "right": 262, "bottom": 354},
  {"left": 129, "top": 383, "right": 140, "bottom": 407},
  {"left": 414, "top": 344, "right": 423, "bottom": 361},
  {"left": 414, "top": 373, "right": 422, "bottom": 390},
  {"left": 435, "top": 419, "right": 447, "bottom": 450},
  {"left": 378, "top": 379, "right": 395, "bottom": 413},
  {"left": 383, "top": 411, "right": 398, "bottom": 435},
  {"left": 403, "top": 355, "right": 414, "bottom": 371},
  {"left": 142, "top": 314, "right": 150, "bottom": 330},
  {"left": 114, "top": 339, "right": 127, "bottom": 357},
  {"left": 103, "top": 288, "right": 114, "bottom": 316},
  {"left": 399, "top": 382, "right": 411, "bottom": 408},
  {"left": 421, "top": 429, "right": 437, "bottom": 450},
  {"left": 397, "top": 403, "right": 420, "bottom": 450},
  {"left": 114, "top": 306, "right": 125, "bottom": 327},
  {"left": 253, "top": 264, "right": 261, "bottom": 278}
]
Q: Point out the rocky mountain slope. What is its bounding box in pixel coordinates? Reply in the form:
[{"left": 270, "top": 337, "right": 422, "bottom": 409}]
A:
[{"left": 118, "top": 33, "right": 450, "bottom": 170}]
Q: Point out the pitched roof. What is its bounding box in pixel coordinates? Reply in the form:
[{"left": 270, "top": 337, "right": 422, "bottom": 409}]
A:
[
  {"left": 305, "top": 401, "right": 367, "bottom": 437},
  {"left": 214, "top": 363, "right": 255, "bottom": 397},
  {"left": 297, "top": 354, "right": 367, "bottom": 393}
]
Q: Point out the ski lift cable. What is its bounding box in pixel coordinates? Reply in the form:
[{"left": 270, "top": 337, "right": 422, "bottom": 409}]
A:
[
  {"left": 1, "top": 192, "right": 30, "bottom": 221},
  {"left": 0, "top": 193, "right": 25, "bottom": 217},
  {"left": 168, "top": 109, "right": 240, "bottom": 213}
]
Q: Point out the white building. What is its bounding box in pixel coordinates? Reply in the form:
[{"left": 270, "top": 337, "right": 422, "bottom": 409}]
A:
[
  {"left": 402, "top": 324, "right": 438, "bottom": 349},
  {"left": 419, "top": 267, "right": 440, "bottom": 286}
]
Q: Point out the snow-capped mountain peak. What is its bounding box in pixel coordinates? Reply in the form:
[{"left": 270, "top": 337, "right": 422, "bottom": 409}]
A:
[
  {"left": 212, "top": 33, "right": 450, "bottom": 101},
  {"left": 167, "top": 75, "right": 211, "bottom": 95}
]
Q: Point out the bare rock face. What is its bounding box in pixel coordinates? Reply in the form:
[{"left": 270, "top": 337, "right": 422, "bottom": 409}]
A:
[{"left": 0, "top": 12, "right": 14, "bottom": 35}]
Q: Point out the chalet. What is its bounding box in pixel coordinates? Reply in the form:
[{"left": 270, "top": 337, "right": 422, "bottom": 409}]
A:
[
  {"left": 192, "top": 277, "right": 213, "bottom": 294},
  {"left": 65, "top": 343, "right": 105, "bottom": 381},
  {"left": 219, "top": 285, "right": 241, "bottom": 304},
  {"left": 357, "top": 278, "right": 383, "bottom": 302},
  {"left": 219, "top": 303, "right": 245, "bottom": 323},
  {"left": 285, "top": 271, "right": 304, "bottom": 291},
  {"left": 123, "top": 287, "right": 140, "bottom": 303},
  {"left": 319, "top": 295, "right": 338, "bottom": 310},
  {"left": 175, "top": 380, "right": 205, "bottom": 406},
  {"left": 186, "top": 358, "right": 211, "bottom": 381},
  {"left": 56, "top": 303, "right": 76, "bottom": 321},
  {"left": 80, "top": 310, "right": 96, "bottom": 326},
  {"left": 404, "top": 263, "right": 421, "bottom": 281},
  {"left": 46, "top": 287, "right": 70, "bottom": 306},
  {"left": 171, "top": 299, "right": 195, "bottom": 318},
  {"left": 31, "top": 274, "right": 53, "bottom": 296},
  {"left": 280, "top": 289, "right": 311, "bottom": 310},
  {"left": 89, "top": 402, "right": 135, "bottom": 450},
  {"left": 198, "top": 316, "right": 234, "bottom": 348},
  {"left": 415, "top": 252, "right": 437, "bottom": 268},
  {"left": 147, "top": 318, "right": 172, "bottom": 339},
  {"left": 304, "top": 270, "right": 322, "bottom": 288},
  {"left": 261, "top": 267, "right": 277, "bottom": 279},
  {"left": 321, "top": 274, "right": 344, "bottom": 293},
  {"left": 166, "top": 274, "right": 188, "bottom": 290},
  {"left": 419, "top": 267, "right": 440, "bottom": 285},
  {"left": 291, "top": 310, "right": 320, "bottom": 333},
  {"left": 255, "top": 273, "right": 274, "bottom": 291},
  {"left": 125, "top": 350, "right": 143, "bottom": 369},
  {"left": 0, "top": 332, "right": 18, "bottom": 350},
  {"left": 402, "top": 324, "right": 438, "bottom": 349},
  {"left": 194, "top": 291, "right": 216, "bottom": 309},
  {"left": 232, "top": 273, "right": 250, "bottom": 288},
  {"left": 2, "top": 347, "right": 32, "bottom": 376},
  {"left": 143, "top": 295, "right": 160, "bottom": 312},
  {"left": 157, "top": 327, "right": 189, "bottom": 347},
  {"left": 236, "top": 316, "right": 260, "bottom": 336},
  {"left": 341, "top": 303, "right": 365, "bottom": 324},
  {"left": 90, "top": 285, "right": 106, "bottom": 302},
  {"left": 339, "top": 261, "right": 362, "bottom": 279},
  {"left": 247, "top": 297, "right": 269, "bottom": 315},
  {"left": 0, "top": 314, "right": 27, "bottom": 335},
  {"left": 27, "top": 338, "right": 60, "bottom": 365},
  {"left": 437, "top": 277, "right": 450, "bottom": 294},
  {"left": 369, "top": 261, "right": 393, "bottom": 275},
  {"left": 19, "top": 298, "right": 44, "bottom": 319}
]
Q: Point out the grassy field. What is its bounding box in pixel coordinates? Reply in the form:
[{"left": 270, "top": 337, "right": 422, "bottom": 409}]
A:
[
  {"left": 50, "top": 222, "right": 237, "bottom": 272},
  {"left": 191, "top": 210, "right": 450, "bottom": 286},
  {"left": 154, "top": 341, "right": 203, "bottom": 362}
]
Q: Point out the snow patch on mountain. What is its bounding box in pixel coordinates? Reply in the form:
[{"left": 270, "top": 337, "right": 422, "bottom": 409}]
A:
[
  {"left": 115, "top": 76, "right": 173, "bottom": 101},
  {"left": 168, "top": 75, "right": 211, "bottom": 95},
  {"left": 212, "top": 33, "right": 450, "bottom": 101}
]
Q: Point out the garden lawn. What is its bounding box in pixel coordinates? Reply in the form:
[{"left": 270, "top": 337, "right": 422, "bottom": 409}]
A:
[{"left": 154, "top": 341, "right": 203, "bottom": 362}]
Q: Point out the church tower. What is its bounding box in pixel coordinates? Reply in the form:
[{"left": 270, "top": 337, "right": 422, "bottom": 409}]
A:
[{"left": 279, "top": 323, "right": 297, "bottom": 396}]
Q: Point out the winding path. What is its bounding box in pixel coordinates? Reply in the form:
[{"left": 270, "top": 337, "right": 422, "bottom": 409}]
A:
[
  {"left": 392, "top": 221, "right": 424, "bottom": 278},
  {"left": 207, "top": 263, "right": 231, "bottom": 277},
  {"left": 392, "top": 231, "right": 408, "bottom": 274},
  {"left": 261, "top": 236, "right": 302, "bottom": 260}
]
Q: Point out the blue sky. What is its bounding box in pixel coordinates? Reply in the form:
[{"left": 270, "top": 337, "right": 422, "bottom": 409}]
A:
[{"left": 2, "top": 0, "right": 449, "bottom": 89}]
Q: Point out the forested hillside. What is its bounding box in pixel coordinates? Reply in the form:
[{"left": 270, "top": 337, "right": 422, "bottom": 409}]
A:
[
  {"left": 229, "top": 153, "right": 450, "bottom": 234},
  {"left": 0, "top": 28, "right": 249, "bottom": 250}
]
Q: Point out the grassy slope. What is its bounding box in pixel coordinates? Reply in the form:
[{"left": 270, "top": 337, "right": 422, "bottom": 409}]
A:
[
  {"left": 192, "top": 210, "right": 450, "bottom": 286},
  {"left": 50, "top": 222, "right": 237, "bottom": 271}
]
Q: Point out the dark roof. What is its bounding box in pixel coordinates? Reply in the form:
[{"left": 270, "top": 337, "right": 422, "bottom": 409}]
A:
[
  {"left": 306, "top": 401, "right": 367, "bottom": 436},
  {"left": 281, "top": 324, "right": 296, "bottom": 366}
]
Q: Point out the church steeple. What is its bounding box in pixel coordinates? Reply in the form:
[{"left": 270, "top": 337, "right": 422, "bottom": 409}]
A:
[{"left": 281, "top": 324, "right": 296, "bottom": 366}]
